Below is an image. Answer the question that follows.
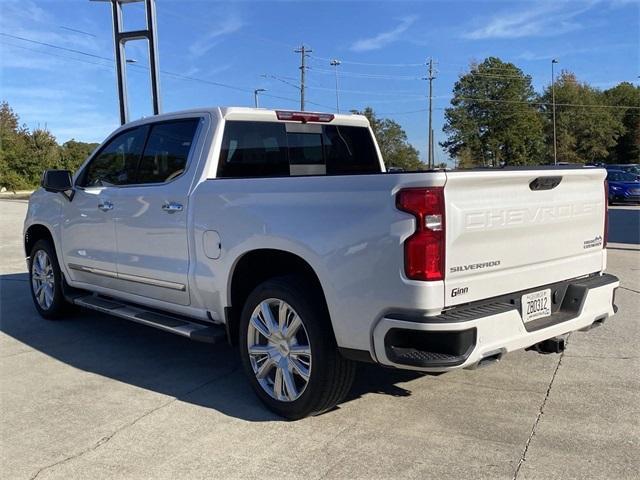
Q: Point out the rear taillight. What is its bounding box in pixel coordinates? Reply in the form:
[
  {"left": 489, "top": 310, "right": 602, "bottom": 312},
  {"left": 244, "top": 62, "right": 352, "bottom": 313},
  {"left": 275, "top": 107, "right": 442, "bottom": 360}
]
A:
[
  {"left": 397, "top": 187, "right": 445, "bottom": 281},
  {"left": 604, "top": 180, "right": 608, "bottom": 248}
]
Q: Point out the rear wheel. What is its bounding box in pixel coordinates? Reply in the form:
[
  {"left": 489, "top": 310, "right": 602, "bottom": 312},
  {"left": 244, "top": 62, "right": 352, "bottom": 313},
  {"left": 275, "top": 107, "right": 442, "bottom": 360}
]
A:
[
  {"left": 29, "top": 239, "right": 69, "bottom": 319},
  {"left": 239, "top": 275, "right": 355, "bottom": 420}
]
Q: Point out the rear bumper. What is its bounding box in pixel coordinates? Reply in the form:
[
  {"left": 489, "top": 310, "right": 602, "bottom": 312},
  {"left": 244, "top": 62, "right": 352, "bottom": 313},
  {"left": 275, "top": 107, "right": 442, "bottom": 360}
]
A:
[{"left": 372, "top": 273, "right": 619, "bottom": 372}]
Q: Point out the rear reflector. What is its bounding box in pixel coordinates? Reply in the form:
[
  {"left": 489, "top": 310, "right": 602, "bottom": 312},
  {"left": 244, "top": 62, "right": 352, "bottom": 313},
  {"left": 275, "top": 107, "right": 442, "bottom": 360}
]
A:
[
  {"left": 276, "top": 111, "right": 335, "bottom": 123},
  {"left": 397, "top": 187, "right": 445, "bottom": 281}
]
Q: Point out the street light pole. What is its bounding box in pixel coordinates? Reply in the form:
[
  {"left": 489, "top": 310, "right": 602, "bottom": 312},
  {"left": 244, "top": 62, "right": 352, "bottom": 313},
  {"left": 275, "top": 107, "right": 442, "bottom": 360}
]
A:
[
  {"left": 330, "top": 59, "right": 341, "bottom": 113},
  {"left": 552, "top": 59, "right": 559, "bottom": 165},
  {"left": 254, "top": 88, "right": 266, "bottom": 108}
]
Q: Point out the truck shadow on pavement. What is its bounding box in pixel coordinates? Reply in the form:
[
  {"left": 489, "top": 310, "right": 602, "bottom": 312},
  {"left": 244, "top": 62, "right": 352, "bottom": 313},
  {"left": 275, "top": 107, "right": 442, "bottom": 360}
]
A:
[{"left": 0, "top": 273, "right": 423, "bottom": 422}]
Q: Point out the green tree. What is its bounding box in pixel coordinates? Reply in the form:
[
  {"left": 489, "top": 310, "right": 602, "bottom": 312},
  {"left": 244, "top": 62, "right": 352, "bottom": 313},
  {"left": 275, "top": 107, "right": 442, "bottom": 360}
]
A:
[
  {"left": 0, "top": 101, "right": 100, "bottom": 190},
  {"left": 0, "top": 101, "right": 31, "bottom": 190},
  {"left": 22, "top": 128, "right": 59, "bottom": 184},
  {"left": 358, "top": 107, "right": 425, "bottom": 171},
  {"left": 604, "top": 82, "right": 640, "bottom": 163},
  {"left": 59, "top": 139, "right": 99, "bottom": 171},
  {"left": 540, "top": 72, "right": 624, "bottom": 164},
  {"left": 441, "top": 57, "right": 545, "bottom": 167}
]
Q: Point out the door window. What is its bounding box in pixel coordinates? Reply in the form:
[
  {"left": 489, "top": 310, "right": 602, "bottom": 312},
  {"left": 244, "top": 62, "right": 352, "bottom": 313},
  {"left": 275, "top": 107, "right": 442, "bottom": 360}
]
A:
[
  {"left": 78, "top": 126, "right": 148, "bottom": 187},
  {"left": 136, "top": 119, "right": 200, "bottom": 184}
]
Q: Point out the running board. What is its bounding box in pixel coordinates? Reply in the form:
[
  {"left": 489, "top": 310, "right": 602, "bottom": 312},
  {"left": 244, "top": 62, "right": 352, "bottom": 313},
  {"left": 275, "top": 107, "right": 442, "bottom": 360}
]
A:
[{"left": 71, "top": 294, "right": 226, "bottom": 344}]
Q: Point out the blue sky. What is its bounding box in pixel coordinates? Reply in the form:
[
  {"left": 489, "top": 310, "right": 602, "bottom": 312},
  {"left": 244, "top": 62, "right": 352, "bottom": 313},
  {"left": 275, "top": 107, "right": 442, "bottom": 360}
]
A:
[{"left": 1, "top": 0, "right": 638, "bottom": 164}]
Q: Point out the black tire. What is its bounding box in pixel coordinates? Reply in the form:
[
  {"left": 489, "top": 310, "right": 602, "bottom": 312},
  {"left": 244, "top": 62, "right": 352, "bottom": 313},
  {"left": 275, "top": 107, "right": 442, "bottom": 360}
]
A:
[
  {"left": 239, "top": 275, "right": 356, "bottom": 420},
  {"left": 28, "top": 239, "right": 69, "bottom": 319}
]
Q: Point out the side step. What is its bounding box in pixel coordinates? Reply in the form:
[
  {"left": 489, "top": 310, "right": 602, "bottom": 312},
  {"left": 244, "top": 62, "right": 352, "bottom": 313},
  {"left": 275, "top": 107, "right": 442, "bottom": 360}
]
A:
[{"left": 71, "top": 294, "right": 226, "bottom": 344}]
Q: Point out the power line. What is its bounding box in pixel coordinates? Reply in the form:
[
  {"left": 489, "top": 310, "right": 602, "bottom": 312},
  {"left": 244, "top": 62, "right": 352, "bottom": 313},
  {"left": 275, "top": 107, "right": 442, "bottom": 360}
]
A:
[
  {"left": 309, "top": 54, "right": 424, "bottom": 68},
  {"left": 59, "top": 26, "right": 97, "bottom": 38},
  {"left": 0, "top": 33, "right": 335, "bottom": 111},
  {"left": 462, "top": 72, "right": 531, "bottom": 80},
  {"left": 309, "top": 67, "right": 422, "bottom": 81},
  {"left": 0, "top": 32, "right": 111, "bottom": 61},
  {"left": 453, "top": 96, "right": 640, "bottom": 110},
  {"left": 4, "top": 32, "right": 637, "bottom": 113},
  {"left": 0, "top": 40, "right": 117, "bottom": 70},
  {"left": 261, "top": 73, "right": 300, "bottom": 91}
]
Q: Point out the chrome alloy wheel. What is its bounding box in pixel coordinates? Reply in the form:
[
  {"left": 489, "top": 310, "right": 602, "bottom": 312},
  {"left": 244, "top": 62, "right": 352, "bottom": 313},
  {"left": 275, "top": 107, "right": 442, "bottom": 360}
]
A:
[
  {"left": 31, "top": 250, "right": 55, "bottom": 310},
  {"left": 247, "top": 298, "right": 312, "bottom": 402}
]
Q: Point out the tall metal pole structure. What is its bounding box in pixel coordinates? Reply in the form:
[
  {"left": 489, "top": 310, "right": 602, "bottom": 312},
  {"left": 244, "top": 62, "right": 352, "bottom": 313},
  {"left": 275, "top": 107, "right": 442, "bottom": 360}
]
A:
[
  {"left": 552, "top": 59, "right": 559, "bottom": 165},
  {"left": 295, "top": 45, "right": 312, "bottom": 111},
  {"left": 330, "top": 59, "right": 341, "bottom": 113},
  {"left": 426, "top": 58, "right": 436, "bottom": 169},
  {"left": 93, "top": 0, "right": 162, "bottom": 125},
  {"left": 430, "top": 129, "right": 435, "bottom": 167},
  {"left": 254, "top": 88, "right": 266, "bottom": 108}
]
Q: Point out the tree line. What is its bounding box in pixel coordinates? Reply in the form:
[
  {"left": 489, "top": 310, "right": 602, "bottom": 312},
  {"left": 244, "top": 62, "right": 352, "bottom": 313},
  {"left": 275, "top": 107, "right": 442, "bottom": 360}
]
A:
[
  {"left": 352, "top": 57, "right": 637, "bottom": 170},
  {"left": 441, "top": 57, "right": 639, "bottom": 167},
  {"left": 0, "top": 102, "right": 98, "bottom": 191}
]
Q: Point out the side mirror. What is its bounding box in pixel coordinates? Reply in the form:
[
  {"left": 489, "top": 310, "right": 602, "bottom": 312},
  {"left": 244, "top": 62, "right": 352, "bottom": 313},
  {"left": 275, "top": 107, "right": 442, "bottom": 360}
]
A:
[{"left": 42, "top": 170, "right": 73, "bottom": 193}]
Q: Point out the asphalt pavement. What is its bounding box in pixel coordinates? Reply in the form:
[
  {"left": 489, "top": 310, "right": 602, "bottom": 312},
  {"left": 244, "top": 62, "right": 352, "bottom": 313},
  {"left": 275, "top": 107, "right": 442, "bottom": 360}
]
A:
[{"left": 1, "top": 199, "right": 638, "bottom": 480}]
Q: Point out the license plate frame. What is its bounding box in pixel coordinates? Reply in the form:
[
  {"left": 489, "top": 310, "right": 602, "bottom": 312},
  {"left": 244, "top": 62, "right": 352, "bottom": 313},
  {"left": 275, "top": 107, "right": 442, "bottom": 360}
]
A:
[{"left": 521, "top": 289, "right": 552, "bottom": 323}]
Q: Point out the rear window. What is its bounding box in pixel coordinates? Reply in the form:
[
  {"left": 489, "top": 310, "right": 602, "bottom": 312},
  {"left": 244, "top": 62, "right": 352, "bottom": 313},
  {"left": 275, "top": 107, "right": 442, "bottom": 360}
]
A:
[{"left": 217, "top": 121, "right": 380, "bottom": 178}]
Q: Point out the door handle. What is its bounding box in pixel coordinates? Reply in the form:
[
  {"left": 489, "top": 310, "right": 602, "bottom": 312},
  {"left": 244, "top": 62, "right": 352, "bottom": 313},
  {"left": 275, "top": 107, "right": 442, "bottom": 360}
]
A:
[
  {"left": 162, "top": 201, "right": 183, "bottom": 213},
  {"left": 98, "top": 201, "right": 113, "bottom": 212}
]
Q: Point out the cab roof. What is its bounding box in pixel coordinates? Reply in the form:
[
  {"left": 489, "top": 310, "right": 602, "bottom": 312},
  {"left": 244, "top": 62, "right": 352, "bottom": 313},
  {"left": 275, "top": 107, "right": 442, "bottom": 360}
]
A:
[{"left": 128, "top": 106, "right": 370, "bottom": 128}]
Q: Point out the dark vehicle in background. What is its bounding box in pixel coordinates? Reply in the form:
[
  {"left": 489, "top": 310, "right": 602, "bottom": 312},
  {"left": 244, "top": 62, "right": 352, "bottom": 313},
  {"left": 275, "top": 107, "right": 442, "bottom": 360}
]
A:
[
  {"left": 606, "top": 164, "right": 640, "bottom": 181},
  {"left": 606, "top": 169, "right": 640, "bottom": 204}
]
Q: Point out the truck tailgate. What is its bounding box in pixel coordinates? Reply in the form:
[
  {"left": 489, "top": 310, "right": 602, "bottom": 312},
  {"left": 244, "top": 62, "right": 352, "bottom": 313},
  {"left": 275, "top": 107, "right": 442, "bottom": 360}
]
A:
[{"left": 444, "top": 168, "right": 607, "bottom": 307}]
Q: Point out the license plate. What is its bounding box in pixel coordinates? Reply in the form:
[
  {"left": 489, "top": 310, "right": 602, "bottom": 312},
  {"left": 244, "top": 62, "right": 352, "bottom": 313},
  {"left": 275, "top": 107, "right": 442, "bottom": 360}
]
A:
[{"left": 521, "top": 289, "right": 552, "bottom": 323}]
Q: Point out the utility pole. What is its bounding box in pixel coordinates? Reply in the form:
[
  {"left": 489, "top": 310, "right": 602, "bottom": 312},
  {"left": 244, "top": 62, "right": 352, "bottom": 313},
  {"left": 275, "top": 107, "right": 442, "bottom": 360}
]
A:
[
  {"left": 254, "top": 88, "right": 266, "bottom": 108},
  {"left": 330, "top": 59, "right": 341, "bottom": 113},
  {"left": 551, "top": 59, "right": 559, "bottom": 165},
  {"left": 295, "top": 45, "right": 312, "bottom": 111},
  {"left": 425, "top": 57, "right": 436, "bottom": 169},
  {"left": 430, "top": 129, "right": 435, "bottom": 167}
]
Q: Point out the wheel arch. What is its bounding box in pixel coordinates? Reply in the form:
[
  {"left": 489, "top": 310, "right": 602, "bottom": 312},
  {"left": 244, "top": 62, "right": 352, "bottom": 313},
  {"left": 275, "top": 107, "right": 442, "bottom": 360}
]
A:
[
  {"left": 226, "top": 248, "right": 333, "bottom": 346},
  {"left": 24, "top": 224, "right": 56, "bottom": 259}
]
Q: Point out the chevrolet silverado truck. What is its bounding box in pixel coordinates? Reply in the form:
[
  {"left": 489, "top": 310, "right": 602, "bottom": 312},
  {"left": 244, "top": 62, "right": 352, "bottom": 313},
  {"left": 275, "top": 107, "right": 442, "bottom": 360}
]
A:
[{"left": 24, "top": 107, "right": 619, "bottom": 419}]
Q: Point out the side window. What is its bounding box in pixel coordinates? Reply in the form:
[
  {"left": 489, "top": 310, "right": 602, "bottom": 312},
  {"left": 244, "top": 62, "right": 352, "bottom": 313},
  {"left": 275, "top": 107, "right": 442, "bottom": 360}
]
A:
[
  {"left": 79, "top": 126, "right": 148, "bottom": 187},
  {"left": 137, "top": 118, "right": 200, "bottom": 184},
  {"left": 218, "top": 121, "right": 288, "bottom": 178}
]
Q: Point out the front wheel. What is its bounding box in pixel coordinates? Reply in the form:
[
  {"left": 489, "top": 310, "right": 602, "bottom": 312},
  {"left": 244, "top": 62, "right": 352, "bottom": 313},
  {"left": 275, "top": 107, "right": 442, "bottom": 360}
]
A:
[
  {"left": 239, "top": 275, "right": 355, "bottom": 420},
  {"left": 29, "top": 239, "right": 69, "bottom": 319}
]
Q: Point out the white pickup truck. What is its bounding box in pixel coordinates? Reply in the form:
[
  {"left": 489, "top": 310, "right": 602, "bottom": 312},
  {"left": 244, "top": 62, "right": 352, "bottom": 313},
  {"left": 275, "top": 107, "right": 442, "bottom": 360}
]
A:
[{"left": 25, "top": 107, "right": 619, "bottom": 419}]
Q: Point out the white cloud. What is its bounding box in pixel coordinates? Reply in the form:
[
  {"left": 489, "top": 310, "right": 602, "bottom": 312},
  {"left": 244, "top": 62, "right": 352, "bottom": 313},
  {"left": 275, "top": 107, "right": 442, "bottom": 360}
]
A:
[
  {"left": 517, "top": 41, "right": 637, "bottom": 61},
  {"left": 350, "top": 16, "right": 417, "bottom": 52},
  {"left": 464, "top": 2, "right": 597, "bottom": 40},
  {"left": 188, "top": 15, "right": 244, "bottom": 58}
]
